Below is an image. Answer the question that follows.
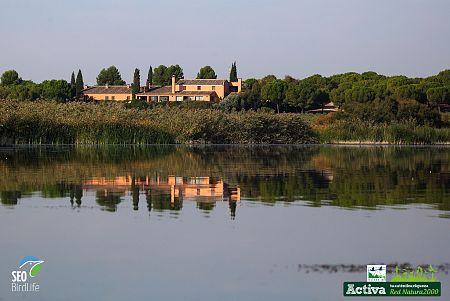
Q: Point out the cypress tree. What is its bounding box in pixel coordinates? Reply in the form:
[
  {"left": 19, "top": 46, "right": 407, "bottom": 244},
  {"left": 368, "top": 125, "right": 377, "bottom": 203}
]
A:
[
  {"left": 230, "top": 62, "right": 238, "bottom": 82},
  {"left": 75, "top": 69, "right": 84, "bottom": 100},
  {"left": 70, "top": 71, "right": 76, "bottom": 98},
  {"left": 146, "top": 66, "right": 153, "bottom": 87},
  {"left": 132, "top": 68, "right": 140, "bottom": 99}
]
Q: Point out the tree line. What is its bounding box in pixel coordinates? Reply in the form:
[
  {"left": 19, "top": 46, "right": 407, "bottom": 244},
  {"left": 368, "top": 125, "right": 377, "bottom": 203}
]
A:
[
  {"left": 0, "top": 69, "right": 84, "bottom": 101},
  {"left": 1, "top": 65, "right": 449, "bottom": 127},
  {"left": 219, "top": 70, "right": 450, "bottom": 126},
  {"left": 0, "top": 63, "right": 238, "bottom": 101}
]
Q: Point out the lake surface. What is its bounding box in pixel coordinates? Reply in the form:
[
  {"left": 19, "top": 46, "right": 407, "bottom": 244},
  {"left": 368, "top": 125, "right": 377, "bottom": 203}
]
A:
[{"left": 0, "top": 145, "right": 449, "bottom": 300}]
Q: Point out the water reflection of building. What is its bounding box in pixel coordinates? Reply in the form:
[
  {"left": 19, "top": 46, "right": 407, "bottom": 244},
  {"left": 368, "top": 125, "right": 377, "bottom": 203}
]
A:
[
  {"left": 83, "top": 176, "right": 240, "bottom": 215},
  {"left": 84, "top": 176, "right": 240, "bottom": 202}
]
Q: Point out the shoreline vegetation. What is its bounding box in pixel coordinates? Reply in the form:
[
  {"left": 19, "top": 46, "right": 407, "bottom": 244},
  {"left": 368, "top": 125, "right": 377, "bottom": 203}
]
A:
[
  {"left": 0, "top": 101, "right": 316, "bottom": 144},
  {"left": 1, "top": 100, "right": 450, "bottom": 145},
  {"left": 1, "top": 67, "right": 450, "bottom": 145}
]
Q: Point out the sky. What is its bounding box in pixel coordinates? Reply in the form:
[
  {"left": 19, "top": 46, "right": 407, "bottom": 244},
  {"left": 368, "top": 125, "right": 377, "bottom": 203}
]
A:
[{"left": 0, "top": 0, "right": 449, "bottom": 84}]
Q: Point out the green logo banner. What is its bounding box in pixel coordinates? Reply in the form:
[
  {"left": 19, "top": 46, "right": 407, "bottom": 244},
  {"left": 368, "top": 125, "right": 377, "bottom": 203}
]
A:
[{"left": 343, "top": 282, "right": 441, "bottom": 297}]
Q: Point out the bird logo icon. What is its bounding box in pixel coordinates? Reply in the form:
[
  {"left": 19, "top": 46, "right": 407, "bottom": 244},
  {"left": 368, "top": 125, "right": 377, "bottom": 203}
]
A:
[{"left": 19, "top": 256, "right": 44, "bottom": 278}]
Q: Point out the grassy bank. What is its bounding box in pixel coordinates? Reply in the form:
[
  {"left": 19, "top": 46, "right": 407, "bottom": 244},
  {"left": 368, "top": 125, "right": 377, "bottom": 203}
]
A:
[
  {"left": 0, "top": 101, "right": 174, "bottom": 144},
  {"left": 2, "top": 100, "right": 449, "bottom": 145},
  {"left": 315, "top": 119, "right": 450, "bottom": 144},
  {"left": 0, "top": 100, "right": 316, "bottom": 144}
]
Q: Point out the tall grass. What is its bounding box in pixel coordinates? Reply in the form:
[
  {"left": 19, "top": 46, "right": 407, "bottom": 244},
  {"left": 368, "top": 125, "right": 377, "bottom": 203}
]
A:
[
  {"left": 0, "top": 101, "right": 174, "bottom": 144},
  {"left": 317, "top": 119, "right": 450, "bottom": 144},
  {"left": 148, "top": 107, "right": 317, "bottom": 144},
  {"left": 0, "top": 100, "right": 317, "bottom": 144}
]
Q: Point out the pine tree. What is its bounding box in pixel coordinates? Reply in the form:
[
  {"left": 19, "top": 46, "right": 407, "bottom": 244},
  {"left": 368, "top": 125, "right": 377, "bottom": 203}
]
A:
[
  {"left": 132, "top": 68, "right": 140, "bottom": 99},
  {"left": 75, "top": 69, "right": 84, "bottom": 100},
  {"left": 146, "top": 66, "right": 153, "bottom": 87},
  {"left": 96, "top": 66, "right": 125, "bottom": 85},
  {"left": 197, "top": 66, "right": 217, "bottom": 79},
  {"left": 230, "top": 62, "right": 238, "bottom": 82},
  {"left": 70, "top": 71, "right": 76, "bottom": 99}
]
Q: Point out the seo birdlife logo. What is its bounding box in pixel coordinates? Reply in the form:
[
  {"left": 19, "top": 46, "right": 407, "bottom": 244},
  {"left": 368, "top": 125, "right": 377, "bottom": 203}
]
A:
[{"left": 11, "top": 256, "right": 44, "bottom": 292}]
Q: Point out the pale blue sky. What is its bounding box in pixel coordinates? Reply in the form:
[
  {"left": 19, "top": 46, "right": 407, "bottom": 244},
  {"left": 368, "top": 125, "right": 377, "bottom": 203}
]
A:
[{"left": 0, "top": 0, "right": 449, "bottom": 84}]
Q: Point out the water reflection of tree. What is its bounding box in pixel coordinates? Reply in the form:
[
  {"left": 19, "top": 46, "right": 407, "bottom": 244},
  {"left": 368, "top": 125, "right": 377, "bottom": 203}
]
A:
[
  {"left": 313, "top": 147, "right": 450, "bottom": 211},
  {"left": 146, "top": 191, "right": 183, "bottom": 212},
  {"left": 197, "top": 202, "right": 215, "bottom": 211},
  {"left": 95, "top": 191, "right": 123, "bottom": 212},
  {"left": 1, "top": 146, "right": 450, "bottom": 215},
  {"left": 69, "top": 185, "right": 83, "bottom": 207},
  {"left": 229, "top": 200, "right": 237, "bottom": 219},
  {"left": 0, "top": 191, "right": 21, "bottom": 206},
  {"left": 131, "top": 177, "right": 139, "bottom": 211},
  {"left": 231, "top": 171, "right": 332, "bottom": 206}
]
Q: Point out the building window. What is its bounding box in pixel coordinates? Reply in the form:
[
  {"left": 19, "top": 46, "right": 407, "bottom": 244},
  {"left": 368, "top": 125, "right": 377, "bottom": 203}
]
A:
[
  {"left": 212, "top": 86, "right": 215, "bottom": 90},
  {"left": 195, "top": 96, "right": 204, "bottom": 101},
  {"left": 150, "top": 96, "right": 158, "bottom": 102},
  {"left": 105, "top": 96, "right": 109, "bottom": 100},
  {"left": 176, "top": 96, "right": 183, "bottom": 102},
  {"left": 111, "top": 96, "right": 115, "bottom": 101},
  {"left": 197, "top": 86, "right": 201, "bottom": 91},
  {"left": 160, "top": 96, "right": 169, "bottom": 102},
  {"left": 126, "top": 96, "right": 130, "bottom": 100}
]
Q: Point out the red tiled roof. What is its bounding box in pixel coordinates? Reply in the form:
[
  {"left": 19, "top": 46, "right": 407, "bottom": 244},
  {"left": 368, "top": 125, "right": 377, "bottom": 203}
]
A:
[
  {"left": 177, "top": 79, "right": 227, "bottom": 85},
  {"left": 137, "top": 86, "right": 215, "bottom": 96},
  {"left": 82, "top": 86, "right": 131, "bottom": 94}
]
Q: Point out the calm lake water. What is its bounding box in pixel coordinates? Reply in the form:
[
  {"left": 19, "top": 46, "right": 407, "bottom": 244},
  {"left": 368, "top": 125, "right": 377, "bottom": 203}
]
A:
[{"left": 0, "top": 145, "right": 449, "bottom": 300}]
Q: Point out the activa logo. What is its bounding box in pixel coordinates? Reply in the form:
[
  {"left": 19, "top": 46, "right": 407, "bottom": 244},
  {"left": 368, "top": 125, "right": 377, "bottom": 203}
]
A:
[
  {"left": 346, "top": 283, "right": 387, "bottom": 295},
  {"left": 11, "top": 256, "right": 44, "bottom": 292},
  {"left": 343, "top": 263, "right": 442, "bottom": 297}
]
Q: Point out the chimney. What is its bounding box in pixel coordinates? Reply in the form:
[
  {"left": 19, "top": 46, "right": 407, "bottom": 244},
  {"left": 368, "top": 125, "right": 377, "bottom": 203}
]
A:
[
  {"left": 105, "top": 84, "right": 109, "bottom": 89},
  {"left": 171, "top": 75, "right": 176, "bottom": 94}
]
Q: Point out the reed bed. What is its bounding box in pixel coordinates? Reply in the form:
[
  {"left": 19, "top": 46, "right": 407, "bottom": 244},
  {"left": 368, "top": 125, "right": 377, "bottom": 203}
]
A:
[
  {"left": 0, "top": 101, "right": 174, "bottom": 144},
  {"left": 0, "top": 100, "right": 316, "bottom": 144},
  {"left": 317, "top": 119, "right": 450, "bottom": 144},
  {"left": 148, "top": 107, "right": 317, "bottom": 144}
]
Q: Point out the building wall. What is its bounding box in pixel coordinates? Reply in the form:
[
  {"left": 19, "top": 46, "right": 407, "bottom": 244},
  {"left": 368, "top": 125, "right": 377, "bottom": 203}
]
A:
[
  {"left": 177, "top": 80, "right": 241, "bottom": 99},
  {"left": 181, "top": 84, "right": 226, "bottom": 99},
  {"left": 230, "top": 79, "right": 242, "bottom": 93},
  {"left": 138, "top": 94, "right": 212, "bottom": 102},
  {"left": 84, "top": 93, "right": 132, "bottom": 101}
]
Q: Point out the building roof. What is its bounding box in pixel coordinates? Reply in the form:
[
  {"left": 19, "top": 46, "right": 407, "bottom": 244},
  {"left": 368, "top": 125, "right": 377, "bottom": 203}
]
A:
[
  {"left": 306, "top": 102, "right": 339, "bottom": 113},
  {"left": 177, "top": 79, "right": 227, "bottom": 86},
  {"left": 137, "top": 86, "right": 215, "bottom": 96},
  {"left": 82, "top": 85, "right": 132, "bottom": 94}
]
